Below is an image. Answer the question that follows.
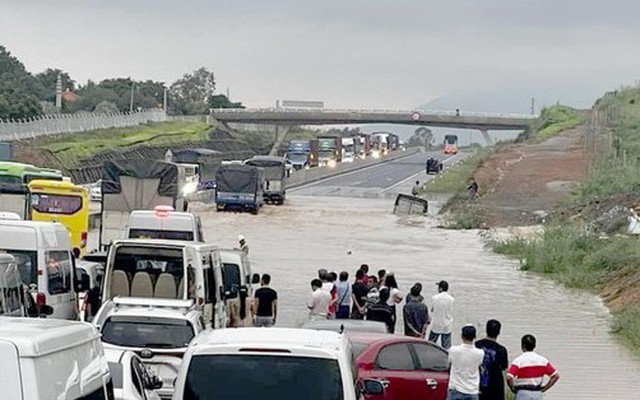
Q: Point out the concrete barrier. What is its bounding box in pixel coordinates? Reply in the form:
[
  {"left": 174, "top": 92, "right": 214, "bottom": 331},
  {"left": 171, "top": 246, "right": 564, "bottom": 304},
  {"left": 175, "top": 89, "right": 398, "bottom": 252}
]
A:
[{"left": 288, "top": 148, "right": 420, "bottom": 189}]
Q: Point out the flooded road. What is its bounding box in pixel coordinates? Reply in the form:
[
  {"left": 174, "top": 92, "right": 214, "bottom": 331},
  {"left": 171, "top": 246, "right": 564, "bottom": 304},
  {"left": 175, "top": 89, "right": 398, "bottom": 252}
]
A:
[{"left": 196, "top": 154, "right": 640, "bottom": 399}]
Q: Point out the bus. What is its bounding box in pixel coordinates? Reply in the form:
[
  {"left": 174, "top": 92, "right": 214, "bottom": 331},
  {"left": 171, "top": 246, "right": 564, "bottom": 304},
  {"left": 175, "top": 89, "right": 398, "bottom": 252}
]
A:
[
  {"left": 0, "top": 162, "right": 64, "bottom": 219},
  {"left": 28, "top": 180, "right": 89, "bottom": 257},
  {"left": 444, "top": 134, "right": 459, "bottom": 155}
]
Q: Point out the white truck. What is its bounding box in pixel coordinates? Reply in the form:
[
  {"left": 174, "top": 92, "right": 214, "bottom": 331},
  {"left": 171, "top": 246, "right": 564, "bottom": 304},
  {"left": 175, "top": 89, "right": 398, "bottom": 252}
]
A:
[{"left": 100, "top": 160, "right": 200, "bottom": 249}]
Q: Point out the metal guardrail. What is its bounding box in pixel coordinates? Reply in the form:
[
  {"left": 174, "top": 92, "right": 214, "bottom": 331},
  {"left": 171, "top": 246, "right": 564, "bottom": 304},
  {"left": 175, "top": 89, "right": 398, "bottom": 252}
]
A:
[
  {"left": 211, "top": 108, "right": 538, "bottom": 119},
  {"left": 0, "top": 109, "right": 167, "bottom": 141}
]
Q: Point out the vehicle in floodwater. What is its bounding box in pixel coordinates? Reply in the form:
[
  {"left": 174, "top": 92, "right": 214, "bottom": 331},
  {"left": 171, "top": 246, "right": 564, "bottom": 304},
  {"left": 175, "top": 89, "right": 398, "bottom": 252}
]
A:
[
  {"left": 244, "top": 156, "right": 287, "bottom": 205},
  {"left": 444, "top": 134, "right": 458, "bottom": 155},
  {"left": 286, "top": 139, "right": 318, "bottom": 170},
  {"left": 214, "top": 164, "right": 264, "bottom": 214}
]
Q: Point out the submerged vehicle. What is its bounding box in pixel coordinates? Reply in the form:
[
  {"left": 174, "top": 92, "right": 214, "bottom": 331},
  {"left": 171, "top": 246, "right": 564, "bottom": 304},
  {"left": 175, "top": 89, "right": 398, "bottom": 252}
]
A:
[
  {"left": 215, "top": 164, "right": 264, "bottom": 214},
  {"left": 244, "top": 156, "right": 287, "bottom": 205}
]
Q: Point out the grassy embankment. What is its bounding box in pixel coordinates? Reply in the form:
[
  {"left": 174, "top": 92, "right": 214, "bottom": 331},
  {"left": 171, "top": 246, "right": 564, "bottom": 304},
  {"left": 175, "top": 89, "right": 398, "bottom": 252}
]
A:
[
  {"left": 40, "top": 120, "right": 212, "bottom": 165},
  {"left": 524, "top": 104, "right": 584, "bottom": 141},
  {"left": 487, "top": 88, "right": 640, "bottom": 352}
]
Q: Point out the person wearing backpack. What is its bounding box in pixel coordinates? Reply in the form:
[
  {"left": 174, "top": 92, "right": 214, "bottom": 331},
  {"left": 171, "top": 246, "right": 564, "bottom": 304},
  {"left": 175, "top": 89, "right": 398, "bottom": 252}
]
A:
[{"left": 475, "top": 320, "right": 509, "bottom": 400}]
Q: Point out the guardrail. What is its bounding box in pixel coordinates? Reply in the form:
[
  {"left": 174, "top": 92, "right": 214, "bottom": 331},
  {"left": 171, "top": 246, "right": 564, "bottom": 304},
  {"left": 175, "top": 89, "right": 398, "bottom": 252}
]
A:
[
  {"left": 212, "top": 108, "right": 538, "bottom": 119},
  {"left": 0, "top": 109, "right": 167, "bottom": 141}
]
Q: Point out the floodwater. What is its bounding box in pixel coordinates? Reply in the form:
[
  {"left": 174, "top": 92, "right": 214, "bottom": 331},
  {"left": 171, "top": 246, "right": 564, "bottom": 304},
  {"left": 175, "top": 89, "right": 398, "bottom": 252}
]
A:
[{"left": 196, "top": 195, "right": 640, "bottom": 400}]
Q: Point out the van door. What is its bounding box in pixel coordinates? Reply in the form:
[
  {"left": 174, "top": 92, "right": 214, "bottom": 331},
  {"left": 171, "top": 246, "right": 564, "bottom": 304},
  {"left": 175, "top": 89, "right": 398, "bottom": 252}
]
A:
[
  {"left": 41, "top": 249, "right": 77, "bottom": 320},
  {"left": 0, "top": 340, "right": 23, "bottom": 400},
  {"left": 207, "top": 251, "right": 226, "bottom": 329}
]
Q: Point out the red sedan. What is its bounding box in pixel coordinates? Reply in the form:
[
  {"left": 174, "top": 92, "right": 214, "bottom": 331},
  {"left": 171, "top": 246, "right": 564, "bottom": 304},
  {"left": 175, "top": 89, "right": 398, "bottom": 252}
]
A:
[{"left": 349, "top": 332, "right": 450, "bottom": 400}]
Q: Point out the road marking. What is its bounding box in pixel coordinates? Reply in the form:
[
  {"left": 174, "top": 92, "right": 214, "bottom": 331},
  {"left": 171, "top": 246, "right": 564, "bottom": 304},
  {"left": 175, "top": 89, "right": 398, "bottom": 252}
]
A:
[{"left": 380, "top": 152, "right": 466, "bottom": 192}]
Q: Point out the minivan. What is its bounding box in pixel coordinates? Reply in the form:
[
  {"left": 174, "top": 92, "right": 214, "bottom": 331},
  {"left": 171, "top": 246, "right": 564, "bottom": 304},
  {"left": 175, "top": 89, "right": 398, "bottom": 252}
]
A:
[
  {"left": 0, "top": 220, "right": 78, "bottom": 319},
  {"left": 172, "top": 327, "right": 384, "bottom": 400},
  {"left": 0, "top": 317, "right": 113, "bottom": 399}
]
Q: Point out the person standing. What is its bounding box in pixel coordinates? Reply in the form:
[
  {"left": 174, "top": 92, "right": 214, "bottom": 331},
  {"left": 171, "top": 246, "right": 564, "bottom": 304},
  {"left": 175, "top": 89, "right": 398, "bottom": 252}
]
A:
[
  {"left": 366, "top": 288, "right": 394, "bottom": 333},
  {"left": 403, "top": 283, "right": 429, "bottom": 338},
  {"left": 335, "top": 271, "right": 351, "bottom": 319},
  {"left": 475, "top": 320, "right": 509, "bottom": 400},
  {"left": 351, "top": 269, "right": 369, "bottom": 319},
  {"left": 447, "top": 325, "right": 485, "bottom": 400},
  {"left": 467, "top": 178, "right": 479, "bottom": 201},
  {"left": 359, "top": 264, "right": 372, "bottom": 286},
  {"left": 412, "top": 180, "right": 421, "bottom": 196},
  {"left": 253, "top": 274, "right": 278, "bottom": 327},
  {"left": 429, "top": 280, "right": 455, "bottom": 349},
  {"left": 381, "top": 273, "right": 403, "bottom": 334},
  {"left": 307, "top": 278, "right": 332, "bottom": 320},
  {"left": 507, "top": 335, "right": 560, "bottom": 400},
  {"left": 238, "top": 234, "right": 249, "bottom": 254}
]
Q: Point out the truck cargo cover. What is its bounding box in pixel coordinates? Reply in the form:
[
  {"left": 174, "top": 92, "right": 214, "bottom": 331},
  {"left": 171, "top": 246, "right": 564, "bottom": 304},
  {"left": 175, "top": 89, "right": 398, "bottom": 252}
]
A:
[
  {"left": 102, "top": 160, "right": 178, "bottom": 197},
  {"left": 244, "top": 156, "right": 286, "bottom": 180},
  {"left": 216, "top": 164, "right": 261, "bottom": 193}
]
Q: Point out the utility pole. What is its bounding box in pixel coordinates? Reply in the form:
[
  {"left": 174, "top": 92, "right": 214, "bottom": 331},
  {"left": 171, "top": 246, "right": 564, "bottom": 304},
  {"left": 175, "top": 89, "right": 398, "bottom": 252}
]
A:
[
  {"left": 129, "top": 82, "right": 135, "bottom": 112},
  {"left": 163, "top": 87, "right": 168, "bottom": 113},
  {"left": 55, "top": 72, "right": 62, "bottom": 110},
  {"left": 530, "top": 97, "right": 535, "bottom": 115}
]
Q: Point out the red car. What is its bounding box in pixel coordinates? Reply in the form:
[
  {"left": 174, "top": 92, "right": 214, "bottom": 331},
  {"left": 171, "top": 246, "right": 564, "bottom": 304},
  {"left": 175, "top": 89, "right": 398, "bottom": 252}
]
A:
[{"left": 349, "top": 332, "right": 450, "bottom": 400}]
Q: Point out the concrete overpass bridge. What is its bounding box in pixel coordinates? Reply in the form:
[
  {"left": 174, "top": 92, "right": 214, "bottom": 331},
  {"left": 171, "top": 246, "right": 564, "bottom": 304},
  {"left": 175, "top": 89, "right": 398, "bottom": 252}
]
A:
[{"left": 210, "top": 107, "right": 536, "bottom": 153}]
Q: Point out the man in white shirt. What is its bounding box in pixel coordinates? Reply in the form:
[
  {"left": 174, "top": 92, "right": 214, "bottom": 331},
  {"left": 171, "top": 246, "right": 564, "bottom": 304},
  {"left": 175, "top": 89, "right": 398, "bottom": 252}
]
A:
[
  {"left": 448, "top": 325, "right": 485, "bottom": 400},
  {"left": 307, "top": 278, "right": 331, "bottom": 320},
  {"left": 429, "top": 280, "right": 455, "bottom": 349}
]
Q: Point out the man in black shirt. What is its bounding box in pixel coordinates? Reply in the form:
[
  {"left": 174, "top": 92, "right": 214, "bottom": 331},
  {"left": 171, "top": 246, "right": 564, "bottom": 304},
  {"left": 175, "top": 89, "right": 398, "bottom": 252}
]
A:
[
  {"left": 351, "top": 269, "right": 369, "bottom": 319},
  {"left": 366, "top": 288, "right": 394, "bottom": 333},
  {"left": 253, "top": 274, "right": 278, "bottom": 327},
  {"left": 475, "top": 319, "right": 509, "bottom": 400}
]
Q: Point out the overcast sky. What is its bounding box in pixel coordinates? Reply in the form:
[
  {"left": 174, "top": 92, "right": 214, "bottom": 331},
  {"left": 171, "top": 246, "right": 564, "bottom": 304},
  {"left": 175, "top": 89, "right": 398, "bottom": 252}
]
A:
[{"left": 2, "top": 0, "right": 639, "bottom": 112}]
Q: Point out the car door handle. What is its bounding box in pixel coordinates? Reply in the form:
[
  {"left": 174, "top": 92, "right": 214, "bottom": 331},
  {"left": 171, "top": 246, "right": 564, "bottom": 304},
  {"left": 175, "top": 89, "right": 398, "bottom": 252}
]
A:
[{"left": 426, "top": 379, "right": 438, "bottom": 388}]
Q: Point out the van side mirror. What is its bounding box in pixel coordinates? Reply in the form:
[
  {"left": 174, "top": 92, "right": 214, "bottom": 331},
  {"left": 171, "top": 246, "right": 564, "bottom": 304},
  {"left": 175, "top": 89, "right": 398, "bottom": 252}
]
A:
[
  {"left": 361, "top": 380, "right": 385, "bottom": 396},
  {"left": 251, "top": 274, "right": 260, "bottom": 284}
]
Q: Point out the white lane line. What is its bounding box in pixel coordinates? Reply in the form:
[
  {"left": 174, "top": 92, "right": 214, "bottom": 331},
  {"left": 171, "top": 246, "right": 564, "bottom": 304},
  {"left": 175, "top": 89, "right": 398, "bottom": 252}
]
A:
[{"left": 380, "top": 152, "right": 466, "bottom": 192}]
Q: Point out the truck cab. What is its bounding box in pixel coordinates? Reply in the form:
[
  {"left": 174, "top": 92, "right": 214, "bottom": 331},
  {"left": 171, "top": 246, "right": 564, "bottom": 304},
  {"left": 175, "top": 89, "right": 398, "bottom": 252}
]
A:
[{"left": 244, "top": 156, "right": 287, "bottom": 205}]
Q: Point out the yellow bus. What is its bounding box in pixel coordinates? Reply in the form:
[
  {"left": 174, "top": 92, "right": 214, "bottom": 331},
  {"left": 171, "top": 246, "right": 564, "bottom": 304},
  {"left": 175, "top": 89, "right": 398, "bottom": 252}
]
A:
[{"left": 28, "top": 180, "right": 89, "bottom": 257}]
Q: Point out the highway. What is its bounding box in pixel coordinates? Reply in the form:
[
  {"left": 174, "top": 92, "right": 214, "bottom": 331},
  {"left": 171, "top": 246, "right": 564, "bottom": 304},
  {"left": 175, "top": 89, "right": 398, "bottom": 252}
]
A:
[{"left": 290, "top": 151, "right": 465, "bottom": 198}]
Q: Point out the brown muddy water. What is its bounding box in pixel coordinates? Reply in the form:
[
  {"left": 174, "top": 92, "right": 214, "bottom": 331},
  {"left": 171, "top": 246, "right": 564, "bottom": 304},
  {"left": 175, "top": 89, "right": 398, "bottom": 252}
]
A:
[{"left": 197, "top": 195, "right": 640, "bottom": 400}]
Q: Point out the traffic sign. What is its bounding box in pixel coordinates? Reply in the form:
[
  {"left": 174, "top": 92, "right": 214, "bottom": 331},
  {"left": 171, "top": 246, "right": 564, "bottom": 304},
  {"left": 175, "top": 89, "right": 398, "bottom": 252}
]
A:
[{"left": 411, "top": 112, "right": 421, "bottom": 121}]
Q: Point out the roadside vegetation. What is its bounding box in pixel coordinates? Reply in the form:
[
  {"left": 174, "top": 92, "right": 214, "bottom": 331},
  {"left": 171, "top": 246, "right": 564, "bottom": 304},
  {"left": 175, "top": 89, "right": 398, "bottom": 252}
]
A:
[
  {"left": 522, "top": 105, "right": 584, "bottom": 141},
  {"left": 487, "top": 86, "right": 640, "bottom": 352},
  {"left": 39, "top": 121, "right": 212, "bottom": 163}
]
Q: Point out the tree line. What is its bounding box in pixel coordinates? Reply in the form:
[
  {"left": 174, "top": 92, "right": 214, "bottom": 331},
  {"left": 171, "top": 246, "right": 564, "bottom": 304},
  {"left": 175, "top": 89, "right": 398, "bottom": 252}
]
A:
[{"left": 0, "top": 45, "right": 244, "bottom": 121}]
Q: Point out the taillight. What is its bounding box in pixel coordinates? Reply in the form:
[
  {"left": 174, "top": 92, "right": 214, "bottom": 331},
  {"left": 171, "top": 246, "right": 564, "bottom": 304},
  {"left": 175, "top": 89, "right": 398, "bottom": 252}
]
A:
[
  {"left": 81, "top": 232, "right": 88, "bottom": 248},
  {"left": 36, "top": 292, "right": 47, "bottom": 307}
]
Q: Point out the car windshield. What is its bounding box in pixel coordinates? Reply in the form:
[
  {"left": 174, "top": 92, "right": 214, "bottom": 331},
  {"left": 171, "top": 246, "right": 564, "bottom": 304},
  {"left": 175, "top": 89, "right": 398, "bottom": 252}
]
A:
[
  {"left": 287, "top": 153, "right": 308, "bottom": 163},
  {"left": 101, "top": 316, "right": 195, "bottom": 349},
  {"left": 0, "top": 249, "right": 37, "bottom": 286},
  {"left": 184, "top": 355, "right": 344, "bottom": 400}
]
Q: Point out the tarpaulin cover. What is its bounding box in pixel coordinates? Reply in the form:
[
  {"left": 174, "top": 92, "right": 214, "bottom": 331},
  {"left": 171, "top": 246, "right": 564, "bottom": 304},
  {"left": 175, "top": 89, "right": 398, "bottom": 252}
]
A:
[
  {"left": 102, "top": 160, "right": 179, "bottom": 197},
  {"left": 244, "top": 156, "right": 286, "bottom": 180},
  {"left": 215, "top": 164, "right": 261, "bottom": 194}
]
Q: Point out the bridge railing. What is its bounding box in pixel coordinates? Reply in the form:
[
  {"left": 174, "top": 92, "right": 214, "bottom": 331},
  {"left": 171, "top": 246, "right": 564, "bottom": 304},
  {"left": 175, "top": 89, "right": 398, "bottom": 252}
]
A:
[{"left": 211, "top": 107, "right": 538, "bottom": 119}]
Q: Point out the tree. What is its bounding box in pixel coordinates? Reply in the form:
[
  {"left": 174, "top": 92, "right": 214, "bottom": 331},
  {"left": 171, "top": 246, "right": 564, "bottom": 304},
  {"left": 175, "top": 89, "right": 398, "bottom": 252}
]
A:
[
  {"left": 408, "top": 127, "right": 433, "bottom": 149},
  {"left": 169, "top": 67, "right": 216, "bottom": 115},
  {"left": 208, "top": 94, "right": 244, "bottom": 109},
  {"left": 0, "top": 46, "right": 43, "bottom": 120}
]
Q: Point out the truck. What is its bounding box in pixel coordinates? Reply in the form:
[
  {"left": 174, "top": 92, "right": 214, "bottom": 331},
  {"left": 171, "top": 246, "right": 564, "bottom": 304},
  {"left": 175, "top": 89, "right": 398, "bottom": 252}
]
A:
[
  {"left": 244, "top": 156, "right": 287, "bottom": 205},
  {"left": 100, "top": 159, "right": 196, "bottom": 249},
  {"left": 285, "top": 140, "right": 318, "bottom": 170},
  {"left": 317, "top": 136, "right": 342, "bottom": 167},
  {"left": 371, "top": 133, "right": 389, "bottom": 157},
  {"left": 357, "top": 133, "right": 371, "bottom": 159},
  {"left": 341, "top": 137, "right": 357, "bottom": 163},
  {"left": 388, "top": 133, "right": 400, "bottom": 152},
  {"left": 214, "top": 164, "right": 264, "bottom": 214}
]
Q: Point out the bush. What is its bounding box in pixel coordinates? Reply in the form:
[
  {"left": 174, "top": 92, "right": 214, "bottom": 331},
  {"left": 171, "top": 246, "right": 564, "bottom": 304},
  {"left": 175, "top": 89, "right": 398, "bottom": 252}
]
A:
[
  {"left": 612, "top": 306, "right": 640, "bottom": 352},
  {"left": 523, "top": 105, "right": 584, "bottom": 141}
]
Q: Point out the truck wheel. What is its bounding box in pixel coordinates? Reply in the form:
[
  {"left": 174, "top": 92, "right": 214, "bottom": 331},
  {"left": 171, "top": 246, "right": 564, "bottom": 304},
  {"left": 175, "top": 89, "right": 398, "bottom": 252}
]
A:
[
  {"left": 251, "top": 207, "right": 259, "bottom": 215},
  {"left": 216, "top": 204, "right": 224, "bottom": 212}
]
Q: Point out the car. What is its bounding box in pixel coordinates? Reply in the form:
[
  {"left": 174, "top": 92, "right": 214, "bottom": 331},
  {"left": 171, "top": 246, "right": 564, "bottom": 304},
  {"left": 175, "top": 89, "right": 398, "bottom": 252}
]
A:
[
  {"left": 301, "top": 319, "right": 388, "bottom": 334},
  {"left": 426, "top": 158, "right": 443, "bottom": 174},
  {"left": 348, "top": 332, "right": 450, "bottom": 400},
  {"left": 172, "top": 327, "right": 385, "bottom": 400},
  {"left": 93, "top": 297, "right": 206, "bottom": 400},
  {"left": 106, "top": 349, "right": 163, "bottom": 400},
  {"left": 76, "top": 259, "right": 104, "bottom": 321}
]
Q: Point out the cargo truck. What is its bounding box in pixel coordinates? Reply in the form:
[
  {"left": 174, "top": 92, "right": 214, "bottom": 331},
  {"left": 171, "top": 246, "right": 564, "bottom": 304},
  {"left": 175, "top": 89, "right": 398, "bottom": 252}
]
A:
[
  {"left": 317, "top": 136, "right": 342, "bottom": 167},
  {"left": 285, "top": 140, "right": 319, "bottom": 170},
  {"left": 357, "top": 133, "right": 371, "bottom": 159},
  {"left": 244, "top": 156, "right": 287, "bottom": 204},
  {"left": 341, "top": 137, "right": 356, "bottom": 163},
  {"left": 215, "top": 164, "right": 264, "bottom": 214}
]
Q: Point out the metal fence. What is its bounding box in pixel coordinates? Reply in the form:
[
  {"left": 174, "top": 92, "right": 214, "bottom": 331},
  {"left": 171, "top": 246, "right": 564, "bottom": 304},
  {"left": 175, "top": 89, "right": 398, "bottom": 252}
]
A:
[{"left": 0, "top": 109, "right": 168, "bottom": 142}]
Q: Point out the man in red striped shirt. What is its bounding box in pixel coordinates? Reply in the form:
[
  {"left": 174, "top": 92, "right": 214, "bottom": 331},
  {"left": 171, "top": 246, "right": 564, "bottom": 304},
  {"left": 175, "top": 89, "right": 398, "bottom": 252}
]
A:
[{"left": 507, "top": 334, "right": 560, "bottom": 399}]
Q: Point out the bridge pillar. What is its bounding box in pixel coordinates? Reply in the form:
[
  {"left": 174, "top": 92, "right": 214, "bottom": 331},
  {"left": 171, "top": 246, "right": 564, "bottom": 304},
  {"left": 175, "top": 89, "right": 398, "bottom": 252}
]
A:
[
  {"left": 480, "top": 129, "right": 494, "bottom": 146},
  {"left": 268, "top": 125, "right": 291, "bottom": 156}
]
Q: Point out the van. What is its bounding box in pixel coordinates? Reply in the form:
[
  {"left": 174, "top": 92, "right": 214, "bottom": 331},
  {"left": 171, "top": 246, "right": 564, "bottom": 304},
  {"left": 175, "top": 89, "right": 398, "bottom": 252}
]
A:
[
  {"left": 126, "top": 207, "right": 204, "bottom": 242},
  {"left": 0, "top": 220, "right": 79, "bottom": 320},
  {"left": 0, "top": 317, "right": 113, "bottom": 399},
  {"left": 0, "top": 254, "right": 47, "bottom": 318},
  {"left": 172, "top": 328, "right": 384, "bottom": 400},
  {"left": 219, "top": 249, "right": 259, "bottom": 327},
  {"left": 102, "top": 239, "right": 227, "bottom": 329}
]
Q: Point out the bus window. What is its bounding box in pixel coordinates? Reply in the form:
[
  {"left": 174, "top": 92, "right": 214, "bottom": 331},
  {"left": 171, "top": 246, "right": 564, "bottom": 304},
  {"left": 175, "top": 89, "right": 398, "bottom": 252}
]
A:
[
  {"left": 46, "top": 251, "right": 73, "bottom": 295},
  {"left": 31, "top": 194, "right": 83, "bottom": 215}
]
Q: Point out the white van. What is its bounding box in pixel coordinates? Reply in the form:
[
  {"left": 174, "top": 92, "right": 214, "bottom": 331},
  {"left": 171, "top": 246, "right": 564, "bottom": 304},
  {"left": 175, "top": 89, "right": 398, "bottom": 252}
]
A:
[
  {"left": 172, "top": 328, "right": 384, "bottom": 400},
  {"left": 0, "top": 317, "right": 113, "bottom": 400},
  {"left": 102, "top": 239, "right": 226, "bottom": 329},
  {"left": 219, "top": 249, "right": 259, "bottom": 327},
  {"left": 0, "top": 220, "right": 78, "bottom": 320},
  {"left": 126, "top": 207, "right": 204, "bottom": 242}
]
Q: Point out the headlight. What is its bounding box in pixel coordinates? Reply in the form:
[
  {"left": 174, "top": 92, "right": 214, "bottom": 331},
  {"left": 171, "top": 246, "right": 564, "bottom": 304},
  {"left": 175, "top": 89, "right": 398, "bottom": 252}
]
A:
[
  {"left": 372, "top": 150, "right": 380, "bottom": 159},
  {"left": 328, "top": 159, "right": 337, "bottom": 168},
  {"left": 182, "top": 182, "right": 198, "bottom": 195}
]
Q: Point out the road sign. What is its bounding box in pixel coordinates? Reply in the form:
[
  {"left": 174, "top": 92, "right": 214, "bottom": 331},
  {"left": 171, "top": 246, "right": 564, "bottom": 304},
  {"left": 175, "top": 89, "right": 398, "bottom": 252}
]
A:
[{"left": 411, "top": 112, "right": 421, "bottom": 121}]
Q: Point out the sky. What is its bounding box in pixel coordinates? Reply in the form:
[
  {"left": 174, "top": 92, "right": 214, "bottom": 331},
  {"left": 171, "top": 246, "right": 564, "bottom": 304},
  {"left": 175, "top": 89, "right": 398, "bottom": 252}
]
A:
[{"left": 1, "top": 0, "right": 639, "bottom": 112}]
